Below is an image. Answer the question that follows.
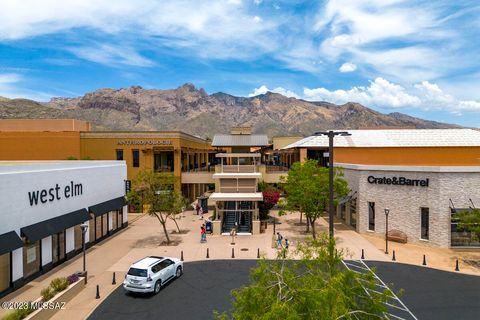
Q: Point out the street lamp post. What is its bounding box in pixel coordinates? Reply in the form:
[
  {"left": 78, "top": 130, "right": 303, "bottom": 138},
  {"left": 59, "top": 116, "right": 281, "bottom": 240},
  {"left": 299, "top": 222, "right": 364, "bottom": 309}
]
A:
[
  {"left": 314, "top": 130, "right": 351, "bottom": 239},
  {"left": 80, "top": 223, "right": 89, "bottom": 284},
  {"left": 384, "top": 208, "right": 390, "bottom": 254}
]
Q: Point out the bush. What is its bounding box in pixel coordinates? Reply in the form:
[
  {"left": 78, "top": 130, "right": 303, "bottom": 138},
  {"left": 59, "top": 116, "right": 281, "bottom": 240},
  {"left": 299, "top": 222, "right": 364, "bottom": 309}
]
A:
[
  {"left": 67, "top": 273, "right": 79, "bottom": 285},
  {"left": 50, "top": 277, "right": 69, "bottom": 293},
  {"left": 41, "top": 286, "right": 55, "bottom": 302},
  {"left": 1, "top": 304, "right": 33, "bottom": 320}
]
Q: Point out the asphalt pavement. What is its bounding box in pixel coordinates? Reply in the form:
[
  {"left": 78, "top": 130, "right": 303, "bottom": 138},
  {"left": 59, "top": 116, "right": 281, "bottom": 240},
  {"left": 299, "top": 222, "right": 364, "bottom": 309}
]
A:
[{"left": 89, "top": 260, "right": 480, "bottom": 320}]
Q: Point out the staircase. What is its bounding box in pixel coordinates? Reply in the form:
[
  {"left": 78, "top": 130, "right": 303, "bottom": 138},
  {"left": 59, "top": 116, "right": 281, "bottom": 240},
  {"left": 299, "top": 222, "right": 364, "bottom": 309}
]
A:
[
  {"left": 222, "top": 212, "right": 236, "bottom": 233},
  {"left": 238, "top": 212, "right": 251, "bottom": 233}
]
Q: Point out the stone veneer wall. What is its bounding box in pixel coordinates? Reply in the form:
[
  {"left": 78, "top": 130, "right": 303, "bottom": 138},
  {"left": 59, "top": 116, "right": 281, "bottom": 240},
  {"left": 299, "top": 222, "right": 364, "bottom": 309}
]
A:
[{"left": 340, "top": 166, "right": 480, "bottom": 248}]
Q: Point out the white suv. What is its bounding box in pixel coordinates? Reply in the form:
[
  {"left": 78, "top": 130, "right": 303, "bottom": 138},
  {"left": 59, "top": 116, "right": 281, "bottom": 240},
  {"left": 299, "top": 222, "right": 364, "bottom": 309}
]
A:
[{"left": 123, "top": 256, "right": 183, "bottom": 294}]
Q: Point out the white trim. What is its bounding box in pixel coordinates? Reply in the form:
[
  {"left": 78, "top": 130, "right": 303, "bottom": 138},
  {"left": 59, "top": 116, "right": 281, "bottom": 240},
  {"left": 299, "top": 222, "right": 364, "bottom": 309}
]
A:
[
  {"left": 336, "top": 163, "right": 480, "bottom": 173},
  {"left": 209, "top": 192, "right": 263, "bottom": 201}
]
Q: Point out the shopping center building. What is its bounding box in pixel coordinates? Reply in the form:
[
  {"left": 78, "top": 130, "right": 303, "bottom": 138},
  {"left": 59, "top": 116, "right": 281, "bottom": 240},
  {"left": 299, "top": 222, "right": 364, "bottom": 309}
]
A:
[
  {"left": 0, "top": 161, "right": 127, "bottom": 297},
  {"left": 284, "top": 129, "right": 480, "bottom": 248},
  {"left": 0, "top": 119, "right": 215, "bottom": 201}
]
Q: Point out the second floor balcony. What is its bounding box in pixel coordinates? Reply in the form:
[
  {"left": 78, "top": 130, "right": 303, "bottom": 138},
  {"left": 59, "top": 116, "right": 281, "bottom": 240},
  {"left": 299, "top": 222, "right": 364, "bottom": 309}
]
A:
[{"left": 215, "top": 153, "right": 261, "bottom": 173}]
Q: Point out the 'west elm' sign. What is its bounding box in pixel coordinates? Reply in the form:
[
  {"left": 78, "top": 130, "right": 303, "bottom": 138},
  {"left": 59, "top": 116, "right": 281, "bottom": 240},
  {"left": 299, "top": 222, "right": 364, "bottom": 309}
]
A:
[
  {"left": 28, "top": 181, "right": 83, "bottom": 206},
  {"left": 367, "top": 176, "right": 429, "bottom": 187}
]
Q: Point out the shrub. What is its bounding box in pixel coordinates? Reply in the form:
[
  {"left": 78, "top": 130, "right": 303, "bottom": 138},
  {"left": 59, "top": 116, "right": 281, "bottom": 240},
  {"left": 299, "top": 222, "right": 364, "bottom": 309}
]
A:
[
  {"left": 1, "top": 304, "right": 33, "bottom": 320},
  {"left": 50, "top": 277, "right": 69, "bottom": 293},
  {"left": 67, "top": 273, "right": 80, "bottom": 285},
  {"left": 41, "top": 286, "right": 55, "bottom": 302}
]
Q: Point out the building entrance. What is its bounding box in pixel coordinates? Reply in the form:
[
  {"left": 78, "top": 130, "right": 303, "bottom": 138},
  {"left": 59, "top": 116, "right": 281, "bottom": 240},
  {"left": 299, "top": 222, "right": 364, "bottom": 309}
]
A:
[{"left": 221, "top": 201, "right": 252, "bottom": 233}]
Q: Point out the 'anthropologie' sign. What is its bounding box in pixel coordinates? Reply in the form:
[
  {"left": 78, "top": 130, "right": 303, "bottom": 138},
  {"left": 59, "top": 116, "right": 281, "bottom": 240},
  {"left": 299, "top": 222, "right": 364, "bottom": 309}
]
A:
[
  {"left": 367, "top": 176, "right": 429, "bottom": 187},
  {"left": 117, "top": 140, "right": 172, "bottom": 145}
]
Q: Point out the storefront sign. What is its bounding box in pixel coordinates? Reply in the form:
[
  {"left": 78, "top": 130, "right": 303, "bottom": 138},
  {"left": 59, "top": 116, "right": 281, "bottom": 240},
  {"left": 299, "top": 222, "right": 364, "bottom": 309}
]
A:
[
  {"left": 28, "top": 181, "right": 83, "bottom": 206},
  {"left": 125, "top": 180, "right": 131, "bottom": 194},
  {"left": 367, "top": 176, "right": 429, "bottom": 187},
  {"left": 26, "top": 246, "right": 36, "bottom": 264},
  {"left": 117, "top": 140, "right": 172, "bottom": 145}
]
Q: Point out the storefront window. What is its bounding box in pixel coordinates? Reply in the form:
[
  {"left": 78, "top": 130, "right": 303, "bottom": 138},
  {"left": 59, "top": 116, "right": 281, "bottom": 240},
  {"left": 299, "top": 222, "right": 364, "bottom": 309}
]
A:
[
  {"left": 52, "top": 232, "right": 65, "bottom": 265},
  {"left": 421, "top": 208, "right": 429, "bottom": 240},
  {"left": 349, "top": 199, "right": 357, "bottom": 228},
  {"left": 23, "top": 241, "right": 40, "bottom": 278},
  {"left": 116, "top": 149, "right": 124, "bottom": 161},
  {"left": 451, "top": 212, "right": 480, "bottom": 247},
  {"left": 132, "top": 149, "right": 140, "bottom": 167},
  {"left": 368, "top": 202, "right": 375, "bottom": 231},
  {"left": 0, "top": 253, "right": 10, "bottom": 292}
]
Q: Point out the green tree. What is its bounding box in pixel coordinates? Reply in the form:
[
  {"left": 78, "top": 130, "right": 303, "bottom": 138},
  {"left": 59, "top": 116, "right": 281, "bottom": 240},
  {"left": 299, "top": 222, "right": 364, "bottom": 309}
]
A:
[
  {"left": 281, "top": 160, "right": 349, "bottom": 238},
  {"left": 215, "top": 235, "right": 393, "bottom": 320},
  {"left": 454, "top": 208, "right": 480, "bottom": 240},
  {"left": 128, "top": 170, "right": 185, "bottom": 244}
]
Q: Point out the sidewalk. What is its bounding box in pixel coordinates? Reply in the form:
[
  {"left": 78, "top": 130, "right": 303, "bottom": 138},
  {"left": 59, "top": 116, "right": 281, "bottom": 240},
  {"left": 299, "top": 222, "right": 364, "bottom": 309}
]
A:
[{"left": 1, "top": 210, "right": 478, "bottom": 319}]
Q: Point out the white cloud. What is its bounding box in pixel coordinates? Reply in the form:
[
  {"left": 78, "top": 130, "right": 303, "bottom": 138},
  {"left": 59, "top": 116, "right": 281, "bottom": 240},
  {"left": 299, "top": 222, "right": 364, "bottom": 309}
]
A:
[
  {"left": 69, "top": 44, "right": 154, "bottom": 67},
  {"left": 0, "top": 73, "right": 53, "bottom": 101},
  {"left": 303, "top": 78, "right": 480, "bottom": 112},
  {"left": 0, "top": 0, "right": 276, "bottom": 58},
  {"left": 339, "top": 62, "right": 357, "bottom": 73},
  {"left": 253, "top": 0, "right": 263, "bottom": 5},
  {"left": 0, "top": 73, "right": 22, "bottom": 84},
  {"left": 253, "top": 16, "right": 262, "bottom": 23},
  {"left": 248, "top": 85, "right": 299, "bottom": 98},
  {"left": 315, "top": 1, "right": 472, "bottom": 83}
]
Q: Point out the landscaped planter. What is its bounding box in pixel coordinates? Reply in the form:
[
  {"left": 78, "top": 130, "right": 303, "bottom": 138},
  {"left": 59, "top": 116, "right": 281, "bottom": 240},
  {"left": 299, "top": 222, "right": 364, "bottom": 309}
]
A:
[{"left": 24, "top": 277, "right": 85, "bottom": 320}]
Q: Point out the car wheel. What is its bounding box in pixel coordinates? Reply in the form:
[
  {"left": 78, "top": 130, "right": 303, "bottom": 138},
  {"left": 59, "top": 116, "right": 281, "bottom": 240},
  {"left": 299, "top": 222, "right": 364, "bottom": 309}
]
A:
[
  {"left": 176, "top": 266, "right": 183, "bottom": 278},
  {"left": 154, "top": 280, "right": 161, "bottom": 294}
]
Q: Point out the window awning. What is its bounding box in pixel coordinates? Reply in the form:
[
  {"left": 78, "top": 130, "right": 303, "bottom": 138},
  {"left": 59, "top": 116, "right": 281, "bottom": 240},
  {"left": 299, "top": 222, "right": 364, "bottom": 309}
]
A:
[
  {"left": 0, "top": 231, "right": 23, "bottom": 255},
  {"left": 450, "top": 207, "right": 473, "bottom": 214},
  {"left": 21, "top": 209, "right": 90, "bottom": 242},
  {"left": 89, "top": 196, "right": 126, "bottom": 217},
  {"left": 209, "top": 192, "right": 263, "bottom": 201}
]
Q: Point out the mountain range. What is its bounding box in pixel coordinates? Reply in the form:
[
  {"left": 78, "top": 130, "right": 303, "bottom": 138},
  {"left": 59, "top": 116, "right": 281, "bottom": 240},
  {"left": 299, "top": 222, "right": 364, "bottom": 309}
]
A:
[{"left": 0, "top": 83, "right": 459, "bottom": 138}]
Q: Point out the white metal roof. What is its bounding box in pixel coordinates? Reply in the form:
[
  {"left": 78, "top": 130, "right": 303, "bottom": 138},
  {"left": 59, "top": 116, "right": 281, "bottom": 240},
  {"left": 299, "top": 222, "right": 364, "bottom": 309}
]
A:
[
  {"left": 209, "top": 192, "right": 263, "bottom": 201},
  {"left": 212, "top": 134, "right": 269, "bottom": 147},
  {"left": 283, "top": 129, "right": 480, "bottom": 149},
  {"left": 131, "top": 256, "right": 163, "bottom": 269}
]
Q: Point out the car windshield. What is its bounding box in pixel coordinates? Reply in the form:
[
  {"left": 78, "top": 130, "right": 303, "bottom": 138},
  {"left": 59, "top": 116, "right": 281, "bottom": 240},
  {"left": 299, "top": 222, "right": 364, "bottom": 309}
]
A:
[{"left": 127, "top": 268, "right": 147, "bottom": 277}]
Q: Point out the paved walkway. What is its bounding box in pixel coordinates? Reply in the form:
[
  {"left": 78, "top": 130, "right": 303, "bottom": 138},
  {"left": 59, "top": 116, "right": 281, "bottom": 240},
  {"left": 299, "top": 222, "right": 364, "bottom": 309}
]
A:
[{"left": 1, "top": 210, "right": 478, "bottom": 319}]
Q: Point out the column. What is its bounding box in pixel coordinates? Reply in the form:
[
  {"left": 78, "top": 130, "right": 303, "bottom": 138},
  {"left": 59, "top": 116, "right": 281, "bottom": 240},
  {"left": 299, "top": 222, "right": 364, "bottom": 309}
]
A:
[
  {"left": 174, "top": 149, "right": 182, "bottom": 191},
  {"left": 300, "top": 148, "right": 307, "bottom": 163}
]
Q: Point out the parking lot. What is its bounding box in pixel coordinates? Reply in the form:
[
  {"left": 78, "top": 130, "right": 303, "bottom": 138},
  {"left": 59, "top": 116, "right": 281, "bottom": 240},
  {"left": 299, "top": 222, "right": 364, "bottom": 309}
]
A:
[{"left": 89, "top": 260, "right": 480, "bottom": 320}]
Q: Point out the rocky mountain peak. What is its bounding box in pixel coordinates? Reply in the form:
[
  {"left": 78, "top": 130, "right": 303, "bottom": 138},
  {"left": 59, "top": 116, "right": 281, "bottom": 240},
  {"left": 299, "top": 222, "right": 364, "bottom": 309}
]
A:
[{"left": 1, "top": 84, "right": 460, "bottom": 137}]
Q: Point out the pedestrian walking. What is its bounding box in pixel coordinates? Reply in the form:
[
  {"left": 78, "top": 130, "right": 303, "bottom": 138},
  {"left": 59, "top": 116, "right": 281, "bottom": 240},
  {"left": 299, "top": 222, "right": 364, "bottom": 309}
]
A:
[
  {"left": 199, "top": 205, "right": 204, "bottom": 220},
  {"left": 195, "top": 203, "right": 200, "bottom": 215},
  {"left": 200, "top": 224, "right": 207, "bottom": 243},
  {"left": 276, "top": 232, "right": 283, "bottom": 248}
]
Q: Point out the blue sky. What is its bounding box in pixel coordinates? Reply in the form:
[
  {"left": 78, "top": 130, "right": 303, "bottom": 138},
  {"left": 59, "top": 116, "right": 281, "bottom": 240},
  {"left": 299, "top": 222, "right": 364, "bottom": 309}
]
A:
[{"left": 0, "top": 0, "right": 480, "bottom": 127}]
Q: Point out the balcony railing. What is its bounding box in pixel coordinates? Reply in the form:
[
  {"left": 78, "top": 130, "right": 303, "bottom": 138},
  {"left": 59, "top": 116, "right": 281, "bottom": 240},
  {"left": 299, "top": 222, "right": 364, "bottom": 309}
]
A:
[
  {"left": 221, "top": 164, "right": 256, "bottom": 173},
  {"left": 220, "top": 186, "right": 257, "bottom": 193}
]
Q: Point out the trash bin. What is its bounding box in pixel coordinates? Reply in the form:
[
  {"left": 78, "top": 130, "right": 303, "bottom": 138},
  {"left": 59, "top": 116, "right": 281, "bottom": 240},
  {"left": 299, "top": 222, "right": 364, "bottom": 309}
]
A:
[
  {"left": 205, "top": 221, "right": 212, "bottom": 234},
  {"left": 197, "top": 195, "right": 209, "bottom": 213}
]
